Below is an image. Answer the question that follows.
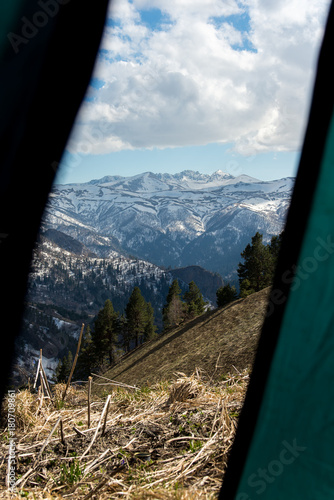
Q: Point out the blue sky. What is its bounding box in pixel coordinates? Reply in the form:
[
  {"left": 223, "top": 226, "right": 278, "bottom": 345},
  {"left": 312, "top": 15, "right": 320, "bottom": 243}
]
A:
[
  {"left": 57, "top": 145, "right": 300, "bottom": 184},
  {"left": 56, "top": 0, "right": 330, "bottom": 185}
]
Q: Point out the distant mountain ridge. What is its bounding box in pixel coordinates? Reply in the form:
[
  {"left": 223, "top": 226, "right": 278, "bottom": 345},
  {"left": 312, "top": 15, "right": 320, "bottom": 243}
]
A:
[
  {"left": 86, "top": 169, "right": 255, "bottom": 192},
  {"left": 45, "top": 170, "right": 294, "bottom": 278},
  {"left": 13, "top": 229, "right": 222, "bottom": 385}
]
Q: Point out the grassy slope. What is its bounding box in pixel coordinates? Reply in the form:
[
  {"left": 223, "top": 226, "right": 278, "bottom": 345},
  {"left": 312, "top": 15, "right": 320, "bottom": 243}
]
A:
[
  {"left": 0, "top": 288, "right": 270, "bottom": 499},
  {"left": 98, "top": 287, "right": 270, "bottom": 390}
]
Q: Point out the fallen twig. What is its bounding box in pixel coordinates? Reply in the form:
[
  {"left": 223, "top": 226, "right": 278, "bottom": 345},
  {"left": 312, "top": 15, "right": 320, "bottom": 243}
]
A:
[
  {"left": 62, "top": 323, "right": 85, "bottom": 401},
  {"left": 91, "top": 372, "right": 138, "bottom": 390},
  {"left": 80, "top": 395, "right": 111, "bottom": 459},
  {"left": 82, "top": 476, "right": 109, "bottom": 500}
]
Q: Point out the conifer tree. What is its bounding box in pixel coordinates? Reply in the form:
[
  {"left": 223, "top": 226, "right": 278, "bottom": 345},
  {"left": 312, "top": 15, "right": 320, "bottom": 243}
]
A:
[
  {"left": 125, "top": 287, "right": 147, "bottom": 347},
  {"left": 55, "top": 350, "right": 73, "bottom": 383},
  {"left": 237, "top": 232, "right": 276, "bottom": 297},
  {"left": 184, "top": 281, "right": 206, "bottom": 317},
  {"left": 92, "top": 299, "right": 118, "bottom": 366},
  {"left": 163, "top": 279, "right": 185, "bottom": 330},
  {"left": 268, "top": 230, "right": 284, "bottom": 267},
  {"left": 143, "top": 302, "right": 157, "bottom": 341},
  {"left": 216, "top": 283, "right": 238, "bottom": 307},
  {"left": 118, "top": 313, "right": 131, "bottom": 354}
]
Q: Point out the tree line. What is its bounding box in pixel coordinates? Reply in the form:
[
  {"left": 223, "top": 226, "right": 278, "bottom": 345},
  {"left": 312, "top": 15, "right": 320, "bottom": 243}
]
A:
[
  {"left": 56, "top": 230, "right": 283, "bottom": 382},
  {"left": 56, "top": 280, "right": 207, "bottom": 381},
  {"left": 216, "top": 231, "right": 283, "bottom": 307}
]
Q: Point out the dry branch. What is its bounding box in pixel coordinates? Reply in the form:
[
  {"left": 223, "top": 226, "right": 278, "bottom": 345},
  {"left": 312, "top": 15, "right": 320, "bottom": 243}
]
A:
[
  {"left": 60, "top": 419, "right": 66, "bottom": 445},
  {"left": 91, "top": 372, "right": 138, "bottom": 390},
  {"left": 33, "top": 358, "right": 41, "bottom": 389},
  {"left": 62, "top": 323, "right": 85, "bottom": 401},
  {"left": 82, "top": 476, "right": 109, "bottom": 500},
  {"left": 40, "top": 363, "right": 53, "bottom": 400},
  {"left": 1, "top": 370, "right": 248, "bottom": 499},
  {"left": 35, "top": 416, "right": 62, "bottom": 466},
  {"left": 73, "top": 426, "right": 85, "bottom": 437},
  {"left": 84, "top": 449, "right": 111, "bottom": 475},
  {"left": 88, "top": 376, "right": 92, "bottom": 428},
  {"left": 80, "top": 394, "right": 111, "bottom": 459}
]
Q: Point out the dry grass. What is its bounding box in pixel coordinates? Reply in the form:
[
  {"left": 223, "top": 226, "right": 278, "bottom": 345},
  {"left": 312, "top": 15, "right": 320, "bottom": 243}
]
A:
[
  {"left": 0, "top": 288, "right": 270, "bottom": 498},
  {"left": 0, "top": 369, "right": 249, "bottom": 499},
  {"left": 2, "top": 389, "right": 39, "bottom": 432},
  {"left": 100, "top": 288, "right": 270, "bottom": 390}
]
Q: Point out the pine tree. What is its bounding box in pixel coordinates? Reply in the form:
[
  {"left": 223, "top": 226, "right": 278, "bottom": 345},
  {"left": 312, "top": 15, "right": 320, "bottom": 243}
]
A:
[
  {"left": 268, "top": 230, "right": 284, "bottom": 268},
  {"left": 216, "top": 283, "right": 238, "bottom": 307},
  {"left": 118, "top": 314, "right": 131, "bottom": 353},
  {"left": 92, "top": 299, "right": 118, "bottom": 366},
  {"left": 143, "top": 302, "right": 157, "bottom": 341},
  {"left": 125, "top": 287, "right": 147, "bottom": 347},
  {"left": 238, "top": 232, "right": 275, "bottom": 297},
  {"left": 184, "top": 281, "right": 206, "bottom": 317},
  {"left": 163, "top": 279, "right": 186, "bottom": 329},
  {"left": 55, "top": 350, "right": 73, "bottom": 383}
]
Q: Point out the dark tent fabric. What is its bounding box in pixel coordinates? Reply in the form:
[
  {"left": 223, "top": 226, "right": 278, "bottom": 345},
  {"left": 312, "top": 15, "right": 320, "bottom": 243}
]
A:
[
  {"left": 219, "top": 2, "right": 334, "bottom": 499},
  {"left": 0, "top": 0, "right": 109, "bottom": 403},
  {"left": 2, "top": 1, "right": 334, "bottom": 497}
]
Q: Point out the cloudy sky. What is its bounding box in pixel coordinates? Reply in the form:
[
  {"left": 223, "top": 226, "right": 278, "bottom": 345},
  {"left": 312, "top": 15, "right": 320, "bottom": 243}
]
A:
[{"left": 56, "top": 0, "right": 331, "bottom": 184}]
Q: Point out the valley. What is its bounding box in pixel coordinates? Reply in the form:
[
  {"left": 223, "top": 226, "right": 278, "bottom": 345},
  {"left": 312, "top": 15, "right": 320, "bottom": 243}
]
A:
[{"left": 13, "top": 170, "right": 292, "bottom": 385}]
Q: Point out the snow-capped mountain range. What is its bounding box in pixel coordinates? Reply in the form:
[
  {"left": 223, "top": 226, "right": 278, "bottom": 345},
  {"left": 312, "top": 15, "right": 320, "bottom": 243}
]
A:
[
  {"left": 44, "top": 170, "right": 294, "bottom": 278},
  {"left": 13, "top": 169, "right": 293, "bottom": 385}
]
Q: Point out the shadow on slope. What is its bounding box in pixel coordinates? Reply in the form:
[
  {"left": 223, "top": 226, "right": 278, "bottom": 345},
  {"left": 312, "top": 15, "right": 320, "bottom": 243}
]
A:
[{"left": 95, "top": 287, "right": 271, "bottom": 391}]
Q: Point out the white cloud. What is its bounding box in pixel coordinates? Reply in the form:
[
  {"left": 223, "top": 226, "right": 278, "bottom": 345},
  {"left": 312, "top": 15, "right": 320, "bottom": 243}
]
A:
[{"left": 67, "top": 0, "right": 331, "bottom": 156}]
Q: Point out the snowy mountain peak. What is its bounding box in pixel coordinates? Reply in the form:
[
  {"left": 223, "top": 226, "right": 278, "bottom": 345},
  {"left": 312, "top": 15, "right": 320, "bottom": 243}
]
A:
[
  {"left": 63, "top": 170, "right": 262, "bottom": 193},
  {"left": 89, "top": 175, "right": 123, "bottom": 185},
  {"left": 211, "top": 169, "right": 233, "bottom": 178},
  {"left": 47, "top": 170, "right": 294, "bottom": 278}
]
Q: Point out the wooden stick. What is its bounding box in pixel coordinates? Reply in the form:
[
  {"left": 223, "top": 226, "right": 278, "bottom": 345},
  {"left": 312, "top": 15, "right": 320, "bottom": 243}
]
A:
[
  {"left": 91, "top": 372, "right": 138, "bottom": 390},
  {"left": 39, "top": 349, "right": 44, "bottom": 398},
  {"left": 60, "top": 419, "right": 66, "bottom": 446},
  {"left": 34, "top": 416, "right": 62, "bottom": 466},
  {"left": 82, "top": 476, "right": 109, "bottom": 500},
  {"left": 62, "top": 323, "right": 85, "bottom": 401},
  {"left": 80, "top": 395, "right": 111, "bottom": 459},
  {"left": 101, "top": 397, "right": 110, "bottom": 436},
  {"left": 14, "top": 467, "right": 35, "bottom": 489},
  {"left": 73, "top": 426, "right": 85, "bottom": 437},
  {"left": 39, "top": 369, "right": 51, "bottom": 400},
  {"left": 37, "top": 385, "right": 44, "bottom": 412},
  {"left": 88, "top": 376, "right": 92, "bottom": 429},
  {"left": 84, "top": 449, "right": 111, "bottom": 475},
  {"left": 33, "top": 358, "right": 41, "bottom": 389},
  {"left": 40, "top": 363, "right": 53, "bottom": 400}
]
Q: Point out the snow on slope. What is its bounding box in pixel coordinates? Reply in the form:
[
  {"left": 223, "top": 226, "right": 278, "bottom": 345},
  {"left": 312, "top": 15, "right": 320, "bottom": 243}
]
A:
[{"left": 46, "top": 170, "right": 294, "bottom": 277}]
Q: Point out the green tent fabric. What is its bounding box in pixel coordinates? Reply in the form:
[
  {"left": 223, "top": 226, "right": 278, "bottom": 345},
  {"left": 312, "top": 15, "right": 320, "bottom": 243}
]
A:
[
  {"left": 219, "top": 2, "right": 334, "bottom": 499},
  {"left": 2, "top": 1, "right": 334, "bottom": 496}
]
